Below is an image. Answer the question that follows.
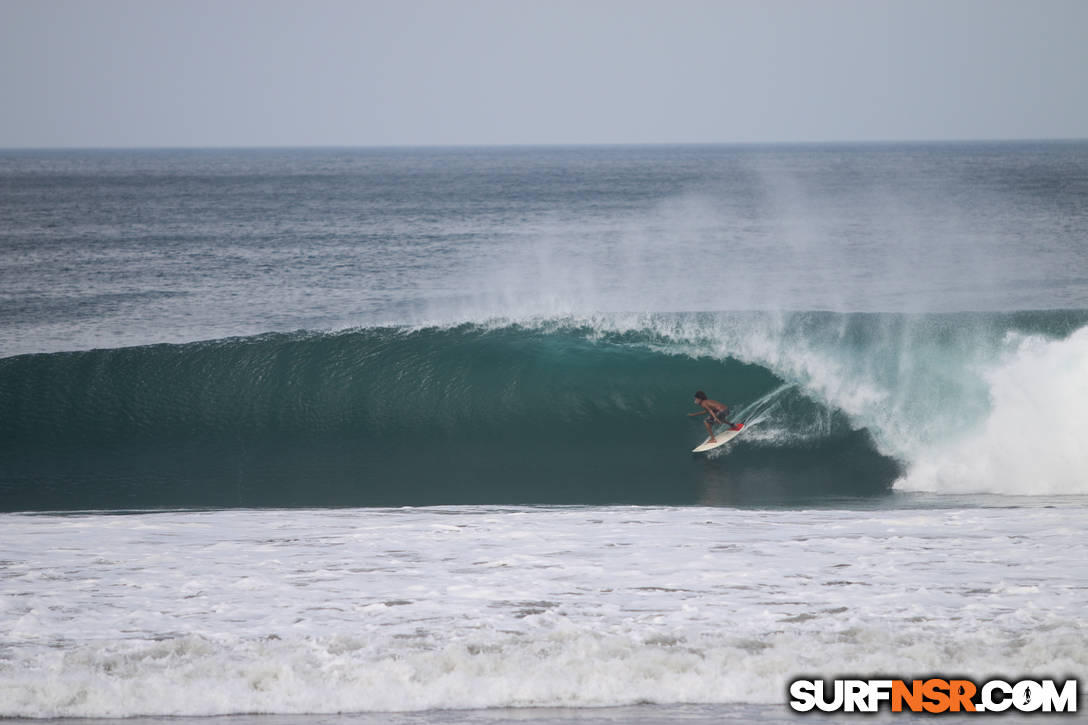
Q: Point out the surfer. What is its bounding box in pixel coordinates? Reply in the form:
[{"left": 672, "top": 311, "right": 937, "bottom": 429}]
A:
[{"left": 689, "top": 390, "right": 739, "bottom": 443}]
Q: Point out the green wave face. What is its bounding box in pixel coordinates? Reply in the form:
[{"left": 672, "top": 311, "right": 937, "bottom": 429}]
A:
[{"left": 3, "top": 310, "right": 1086, "bottom": 511}]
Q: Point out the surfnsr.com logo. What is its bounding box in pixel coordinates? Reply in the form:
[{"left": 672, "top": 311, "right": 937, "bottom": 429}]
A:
[{"left": 788, "top": 678, "right": 1078, "bottom": 714}]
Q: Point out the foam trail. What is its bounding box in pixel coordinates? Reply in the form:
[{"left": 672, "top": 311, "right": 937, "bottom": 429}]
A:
[{"left": 733, "top": 383, "right": 793, "bottom": 430}]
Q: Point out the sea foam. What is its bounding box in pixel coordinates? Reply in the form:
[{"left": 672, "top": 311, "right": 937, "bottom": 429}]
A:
[
  {"left": 2, "top": 506, "right": 1085, "bottom": 718},
  {"left": 896, "top": 326, "right": 1088, "bottom": 494}
]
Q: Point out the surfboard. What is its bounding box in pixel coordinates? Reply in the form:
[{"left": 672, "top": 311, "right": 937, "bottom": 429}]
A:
[{"left": 692, "top": 423, "right": 745, "bottom": 453}]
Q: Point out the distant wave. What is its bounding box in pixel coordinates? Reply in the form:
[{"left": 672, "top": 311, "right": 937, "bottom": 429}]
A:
[{"left": 2, "top": 310, "right": 1085, "bottom": 511}]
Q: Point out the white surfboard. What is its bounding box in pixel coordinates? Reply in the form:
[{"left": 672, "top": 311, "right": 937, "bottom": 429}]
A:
[{"left": 692, "top": 423, "right": 745, "bottom": 453}]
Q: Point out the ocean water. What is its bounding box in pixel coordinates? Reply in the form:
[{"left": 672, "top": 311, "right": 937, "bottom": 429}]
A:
[{"left": 1, "top": 143, "right": 1086, "bottom": 721}]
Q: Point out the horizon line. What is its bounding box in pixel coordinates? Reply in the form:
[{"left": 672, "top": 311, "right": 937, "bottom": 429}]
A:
[{"left": 3, "top": 137, "right": 1087, "bottom": 153}]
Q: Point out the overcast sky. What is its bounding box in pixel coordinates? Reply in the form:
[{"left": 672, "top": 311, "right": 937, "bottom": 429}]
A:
[{"left": 1, "top": 0, "right": 1086, "bottom": 148}]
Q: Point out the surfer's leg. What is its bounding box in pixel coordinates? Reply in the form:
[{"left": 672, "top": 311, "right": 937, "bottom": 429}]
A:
[{"left": 704, "top": 418, "right": 717, "bottom": 443}]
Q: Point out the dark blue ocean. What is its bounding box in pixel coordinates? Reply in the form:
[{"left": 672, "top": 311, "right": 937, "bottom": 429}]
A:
[{"left": 0, "top": 143, "right": 1085, "bottom": 721}]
